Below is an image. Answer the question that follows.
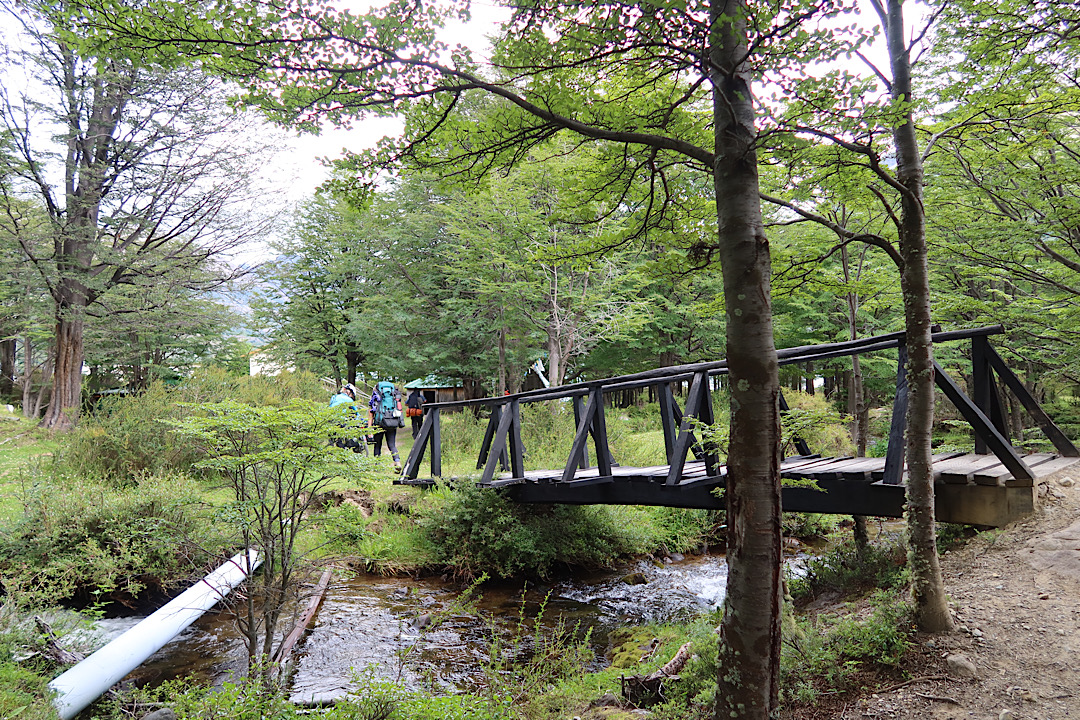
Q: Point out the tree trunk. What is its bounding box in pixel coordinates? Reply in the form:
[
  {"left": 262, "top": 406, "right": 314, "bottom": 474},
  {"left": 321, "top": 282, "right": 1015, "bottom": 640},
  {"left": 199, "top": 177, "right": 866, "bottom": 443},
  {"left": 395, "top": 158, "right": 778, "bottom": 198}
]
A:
[
  {"left": 546, "top": 325, "right": 565, "bottom": 387},
  {"left": 498, "top": 325, "right": 507, "bottom": 396},
  {"left": 345, "top": 348, "right": 360, "bottom": 385},
  {"left": 883, "top": 0, "right": 952, "bottom": 633},
  {"left": 0, "top": 338, "right": 14, "bottom": 397},
  {"left": 42, "top": 309, "right": 85, "bottom": 430},
  {"left": 711, "top": 1, "right": 783, "bottom": 716},
  {"left": 21, "top": 335, "right": 36, "bottom": 418}
]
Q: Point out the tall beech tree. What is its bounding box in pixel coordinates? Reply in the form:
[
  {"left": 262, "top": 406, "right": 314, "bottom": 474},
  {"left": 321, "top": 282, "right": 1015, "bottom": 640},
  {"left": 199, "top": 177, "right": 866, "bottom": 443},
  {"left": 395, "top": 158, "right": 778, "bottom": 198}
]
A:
[
  {"left": 761, "top": 0, "right": 955, "bottom": 631},
  {"left": 253, "top": 195, "right": 367, "bottom": 386},
  {"left": 0, "top": 3, "right": 269, "bottom": 428}
]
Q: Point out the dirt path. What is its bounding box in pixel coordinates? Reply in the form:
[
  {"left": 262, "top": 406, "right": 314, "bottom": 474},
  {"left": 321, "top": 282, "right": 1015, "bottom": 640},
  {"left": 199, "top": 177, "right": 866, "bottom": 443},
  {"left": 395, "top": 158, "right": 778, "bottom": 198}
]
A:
[{"left": 851, "top": 471, "right": 1080, "bottom": 720}]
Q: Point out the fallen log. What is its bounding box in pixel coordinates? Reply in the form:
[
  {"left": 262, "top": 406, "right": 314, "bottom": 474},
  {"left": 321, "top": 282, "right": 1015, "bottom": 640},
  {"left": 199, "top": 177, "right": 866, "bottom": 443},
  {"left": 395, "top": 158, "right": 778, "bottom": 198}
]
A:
[
  {"left": 272, "top": 569, "right": 333, "bottom": 675},
  {"left": 621, "top": 640, "right": 694, "bottom": 707},
  {"left": 34, "top": 616, "right": 84, "bottom": 665}
]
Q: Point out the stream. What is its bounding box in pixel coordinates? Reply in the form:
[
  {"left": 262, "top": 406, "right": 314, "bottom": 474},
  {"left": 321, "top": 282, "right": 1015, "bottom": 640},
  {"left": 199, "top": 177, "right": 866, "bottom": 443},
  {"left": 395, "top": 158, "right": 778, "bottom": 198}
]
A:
[{"left": 89, "top": 552, "right": 732, "bottom": 703}]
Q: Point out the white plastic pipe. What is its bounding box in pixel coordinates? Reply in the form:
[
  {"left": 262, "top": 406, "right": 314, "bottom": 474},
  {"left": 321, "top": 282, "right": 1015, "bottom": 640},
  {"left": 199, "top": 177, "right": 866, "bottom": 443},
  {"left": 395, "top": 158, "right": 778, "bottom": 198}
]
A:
[{"left": 49, "top": 549, "right": 262, "bottom": 720}]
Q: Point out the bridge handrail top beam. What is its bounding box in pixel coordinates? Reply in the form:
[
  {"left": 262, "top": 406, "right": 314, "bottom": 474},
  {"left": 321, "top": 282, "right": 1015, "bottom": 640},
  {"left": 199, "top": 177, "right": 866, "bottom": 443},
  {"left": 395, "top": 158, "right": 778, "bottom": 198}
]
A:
[{"left": 423, "top": 325, "right": 1004, "bottom": 409}]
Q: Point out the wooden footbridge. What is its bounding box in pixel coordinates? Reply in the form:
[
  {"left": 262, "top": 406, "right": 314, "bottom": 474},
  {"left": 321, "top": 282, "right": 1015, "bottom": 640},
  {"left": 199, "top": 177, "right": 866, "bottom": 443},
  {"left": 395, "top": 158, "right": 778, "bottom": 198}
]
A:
[{"left": 397, "top": 326, "right": 1080, "bottom": 527}]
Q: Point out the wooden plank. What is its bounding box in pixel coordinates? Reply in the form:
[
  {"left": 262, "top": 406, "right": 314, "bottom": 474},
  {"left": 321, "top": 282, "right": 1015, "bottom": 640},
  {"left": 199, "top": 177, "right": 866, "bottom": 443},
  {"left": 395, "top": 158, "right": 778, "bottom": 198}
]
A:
[
  {"left": 779, "top": 390, "right": 812, "bottom": 457},
  {"left": 935, "top": 454, "right": 1005, "bottom": 484},
  {"left": 480, "top": 406, "right": 515, "bottom": 485},
  {"left": 509, "top": 400, "right": 524, "bottom": 479},
  {"left": 485, "top": 477, "right": 528, "bottom": 488},
  {"left": 572, "top": 395, "right": 590, "bottom": 469},
  {"left": 666, "top": 372, "right": 705, "bottom": 485},
  {"left": 813, "top": 457, "right": 879, "bottom": 481},
  {"left": 561, "top": 390, "right": 599, "bottom": 483},
  {"left": 429, "top": 407, "right": 442, "bottom": 478},
  {"left": 793, "top": 457, "right": 855, "bottom": 480},
  {"left": 781, "top": 455, "right": 820, "bottom": 468},
  {"left": 970, "top": 453, "right": 1058, "bottom": 487},
  {"left": 697, "top": 372, "right": 719, "bottom": 476},
  {"left": 560, "top": 475, "right": 616, "bottom": 488},
  {"left": 591, "top": 386, "right": 613, "bottom": 477},
  {"left": 781, "top": 457, "right": 846, "bottom": 478},
  {"left": 476, "top": 404, "right": 501, "bottom": 470},
  {"left": 1027, "top": 455, "right": 1080, "bottom": 479},
  {"left": 659, "top": 383, "right": 678, "bottom": 463},
  {"left": 403, "top": 410, "right": 434, "bottom": 480},
  {"left": 972, "top": 336, "right": 1010, "bottom": 453}
]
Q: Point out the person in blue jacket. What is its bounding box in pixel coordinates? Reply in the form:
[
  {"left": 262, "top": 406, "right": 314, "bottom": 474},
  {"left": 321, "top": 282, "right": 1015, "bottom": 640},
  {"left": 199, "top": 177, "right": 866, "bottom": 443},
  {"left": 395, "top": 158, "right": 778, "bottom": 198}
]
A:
[{"left": 329, "top": 383, "right": 365, "bottom": 453}]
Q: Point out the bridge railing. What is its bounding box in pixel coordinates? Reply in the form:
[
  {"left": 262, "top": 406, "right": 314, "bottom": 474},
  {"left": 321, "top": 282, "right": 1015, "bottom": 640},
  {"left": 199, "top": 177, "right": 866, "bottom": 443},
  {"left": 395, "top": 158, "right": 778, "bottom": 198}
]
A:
[{"left": 400, "top": 325, "right": 1077, "bottom": 486}]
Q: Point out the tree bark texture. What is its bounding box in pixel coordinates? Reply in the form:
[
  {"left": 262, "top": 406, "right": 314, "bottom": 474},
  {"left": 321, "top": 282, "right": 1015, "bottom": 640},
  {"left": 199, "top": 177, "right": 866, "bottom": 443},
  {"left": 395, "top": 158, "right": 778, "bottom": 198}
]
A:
[
  {"left": 42, "top": 310, "right": 85, "bottom": 430},
  {"left": 0, "top": 338, "right": 14, "bottom": 397},
  {"left": 883, "top": 0, "right": 953, "bottom": 633},
  {"left": 711, "top": 1, "right": 784, "bottom": 716}
]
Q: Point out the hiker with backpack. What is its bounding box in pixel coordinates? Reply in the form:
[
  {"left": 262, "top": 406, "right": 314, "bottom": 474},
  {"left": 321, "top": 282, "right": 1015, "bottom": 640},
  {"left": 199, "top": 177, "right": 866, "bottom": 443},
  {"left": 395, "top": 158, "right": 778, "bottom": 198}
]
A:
[
  {"left": 329, "top": 383, "right": 365, "bottom": 453},
  {"left": 369, "top": 380, "right": 404, "bottom": 470},
  {"left": 405, "top": 387, "right": 425, "bottom": 438}
]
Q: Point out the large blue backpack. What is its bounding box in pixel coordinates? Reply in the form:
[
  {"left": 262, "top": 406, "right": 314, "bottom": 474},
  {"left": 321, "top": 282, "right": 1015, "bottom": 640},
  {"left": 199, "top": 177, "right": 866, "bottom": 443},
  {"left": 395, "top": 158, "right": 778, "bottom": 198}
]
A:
[{"left": 374, "top": 381, "right": 403, "bottom": 428}]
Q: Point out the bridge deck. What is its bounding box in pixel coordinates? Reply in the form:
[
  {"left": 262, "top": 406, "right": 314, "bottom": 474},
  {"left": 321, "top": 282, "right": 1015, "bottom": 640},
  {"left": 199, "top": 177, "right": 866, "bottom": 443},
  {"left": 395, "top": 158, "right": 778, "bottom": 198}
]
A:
[{"left": 397, "top": 452, "right": 1080, "bottom": 526}]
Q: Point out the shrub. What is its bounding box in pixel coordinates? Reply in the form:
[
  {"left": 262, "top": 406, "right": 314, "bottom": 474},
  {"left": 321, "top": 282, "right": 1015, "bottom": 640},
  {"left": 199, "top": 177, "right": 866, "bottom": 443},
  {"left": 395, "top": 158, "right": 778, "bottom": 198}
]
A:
[
  {"left": 781, "top": 390, "right": 855, "bottom": 458},
  {"left": 0, "top": 661, "right": 53, "bottom": 720},
  {"left": 59, "top": 369, "right": 328, "bottom": 485},
  {"left": 0, "top": 601, "right": 58, "bottom": 720},
  {"left": 788, "top": 538, "right": 908, "bottom": 603},
  {"left": 782, "top": 512, "right": 839, "bottom": 540},
  {"left": 639, "top": 506, "right": 719, "bottom": 552},
  {"left": 0, "top": 472, "right": 222, "bottom": 606},
  {"left": 416, "top": 485, "right": 653, "bottom": 579},
  {"left": 61, "top": 383, "right": 202, "bottom": 483},
  {"left": 780, "top": 591, "right": 914, "bottom": 705},
  {"left": 135, "top": 678, "right": 301, "bottom": 720},
  {"left": 171, "top": 399, "right": 345, "bottom": 681}
]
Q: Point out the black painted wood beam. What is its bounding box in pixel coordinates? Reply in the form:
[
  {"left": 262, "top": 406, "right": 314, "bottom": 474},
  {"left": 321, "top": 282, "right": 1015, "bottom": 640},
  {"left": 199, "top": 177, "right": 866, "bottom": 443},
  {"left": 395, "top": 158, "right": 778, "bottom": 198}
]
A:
[{"left": 933, "top": 360, "right": 1033, "bottom": 482}]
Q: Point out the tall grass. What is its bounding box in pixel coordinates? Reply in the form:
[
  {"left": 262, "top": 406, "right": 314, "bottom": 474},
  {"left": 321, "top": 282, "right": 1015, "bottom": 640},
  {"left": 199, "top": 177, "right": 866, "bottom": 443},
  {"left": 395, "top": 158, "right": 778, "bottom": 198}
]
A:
[
  {"left": 57, "top": 369, "right": 328, "bottom": 485},
  {"left": 0, "top": 471, "right": 225, "bottom": 606}
]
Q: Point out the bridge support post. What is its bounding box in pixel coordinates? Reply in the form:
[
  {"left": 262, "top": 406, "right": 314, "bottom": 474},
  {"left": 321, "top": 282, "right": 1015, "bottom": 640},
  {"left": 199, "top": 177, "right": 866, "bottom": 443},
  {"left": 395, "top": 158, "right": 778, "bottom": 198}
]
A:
[
  {"left": 883, "top": 344, "right": 908, "bottom": 485},
  {"left": 972, "top": 336, "right": 1009, "bottom": 454},
  {"left": 572, "top": 394, "right": 590, "bottom": 469}
]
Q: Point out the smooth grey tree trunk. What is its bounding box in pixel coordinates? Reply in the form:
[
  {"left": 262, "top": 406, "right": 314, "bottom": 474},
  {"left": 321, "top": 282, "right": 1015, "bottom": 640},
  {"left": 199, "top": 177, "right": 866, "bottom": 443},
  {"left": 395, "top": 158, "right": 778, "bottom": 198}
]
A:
[
  {"left": 711, "top": 0, "right": 784, "bottom": 715},
  {"left": 881, "top": 0, "right": 953, "bottom": 633}
]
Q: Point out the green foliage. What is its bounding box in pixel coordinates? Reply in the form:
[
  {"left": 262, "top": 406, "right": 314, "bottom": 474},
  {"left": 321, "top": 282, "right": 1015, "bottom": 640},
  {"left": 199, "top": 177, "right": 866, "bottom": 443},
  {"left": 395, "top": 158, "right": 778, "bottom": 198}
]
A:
[
  {"left": 483, "top": 593, "right": 596, "bottom": 711},
  {"left": 416, "top": 485, "right": 653, "bottom": 580},
  {"left": 137, "top": 678, "right": 301, "bottom": 720},
  {"left": 780, "top": 591, "right": 914, "bottom": 705},
  {"left": 61, "top": 383, "right": 202, "bottom": 483},
  {"left": 788, "top": 538, "right": 908, "bottom": 603},
  {"left": 648, "top": 615, "right": 722, "bottom": 718},
  {"left": 0, "top": 660, "right": 54, "bottom": 720},
  {"left": 171, "top": 398, "right": 346, "bottom": 677},
  {"left": 57, "top": 370, "right": 328, "bottom": 485},
  {"left": 782, "top": 512, "right": 839, "bottom": 540},
  {"left": 639, "top": 506, "right": 719, "bottom": 552},
  {"left": 781, "top": 390, "right": 854, "bottom": 458},
  {"left": 0, "top": 602, "right": 57, "bottom": 720},
  {"left": 936, "top": 522, "right": 983, "bottom": 552},
  {"left": 0, "top": 472, "right": 219, "bottom": 606}
]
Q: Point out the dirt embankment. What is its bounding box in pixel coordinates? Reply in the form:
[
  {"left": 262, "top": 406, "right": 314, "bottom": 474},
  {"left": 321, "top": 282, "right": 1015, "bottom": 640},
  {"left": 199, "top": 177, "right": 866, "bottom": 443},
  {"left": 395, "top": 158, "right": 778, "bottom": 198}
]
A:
[{"left": 851, "top": 471, "right": 1080, "bottom": 720}]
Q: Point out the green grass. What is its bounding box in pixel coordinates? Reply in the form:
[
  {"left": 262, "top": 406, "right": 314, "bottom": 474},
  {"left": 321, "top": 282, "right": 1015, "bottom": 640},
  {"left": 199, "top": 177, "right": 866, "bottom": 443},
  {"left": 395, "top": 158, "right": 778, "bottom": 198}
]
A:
[{"left": 0, "top": 412, "right": 59, "bottom": 526}]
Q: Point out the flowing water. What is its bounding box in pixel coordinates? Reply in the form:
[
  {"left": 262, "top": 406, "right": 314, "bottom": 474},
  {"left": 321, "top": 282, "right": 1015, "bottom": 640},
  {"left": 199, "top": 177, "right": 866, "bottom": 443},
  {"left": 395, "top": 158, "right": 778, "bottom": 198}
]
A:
[{"left": 96, "top": 552, "right": 731, "bottom": 703}]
